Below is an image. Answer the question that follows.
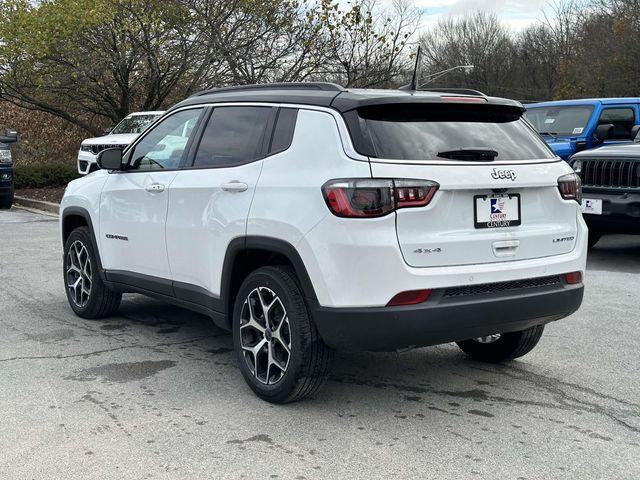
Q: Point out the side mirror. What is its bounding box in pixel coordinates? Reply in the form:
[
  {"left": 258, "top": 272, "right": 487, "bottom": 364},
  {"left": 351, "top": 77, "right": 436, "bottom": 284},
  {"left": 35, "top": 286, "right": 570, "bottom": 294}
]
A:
[
  {"left": 0, "top": 129, "right": 18, "bottom": 144},
  {"left": 594, "top": 124, "right": 614, "bottom": 143},
  {"left": 103, "top": 126, "right": 113, "bottom": 135},
  {"left": 97, "top": 148, "right": 124, "bottom": 170},
  {"left": 631, "top": 125, "right": 640, "bottom": 142}
]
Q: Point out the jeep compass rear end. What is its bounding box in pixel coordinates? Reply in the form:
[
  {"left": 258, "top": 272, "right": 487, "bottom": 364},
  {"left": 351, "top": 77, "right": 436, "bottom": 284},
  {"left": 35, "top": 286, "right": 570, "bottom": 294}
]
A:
[{"left": 60, "top": 83, "right": 586, "bottom": 403}]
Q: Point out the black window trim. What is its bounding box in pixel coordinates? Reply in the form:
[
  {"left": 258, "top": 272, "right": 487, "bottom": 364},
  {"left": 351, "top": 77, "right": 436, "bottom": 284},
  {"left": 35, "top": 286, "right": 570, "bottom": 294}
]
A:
[
  {"left": 268, "top": 107, "right": 299, "bottom": 156},
  {"left": 120, "top": 106, "right": 207, "bottom": 174}
]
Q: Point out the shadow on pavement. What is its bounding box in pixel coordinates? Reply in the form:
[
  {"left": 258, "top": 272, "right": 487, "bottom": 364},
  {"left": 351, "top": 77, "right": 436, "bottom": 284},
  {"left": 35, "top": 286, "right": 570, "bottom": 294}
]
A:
[
  {"left": 105, "top": 294, "right": 562, "bottom": 409},
  {"left": 587, "top": 234, "right": 640, "bottom": 274}
]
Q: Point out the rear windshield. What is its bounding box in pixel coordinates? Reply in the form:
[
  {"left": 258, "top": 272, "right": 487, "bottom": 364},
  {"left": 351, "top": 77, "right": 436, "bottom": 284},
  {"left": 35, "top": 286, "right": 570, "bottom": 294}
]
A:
[{"left": 352, "top": 104, "right": 555, "bottom": 161}]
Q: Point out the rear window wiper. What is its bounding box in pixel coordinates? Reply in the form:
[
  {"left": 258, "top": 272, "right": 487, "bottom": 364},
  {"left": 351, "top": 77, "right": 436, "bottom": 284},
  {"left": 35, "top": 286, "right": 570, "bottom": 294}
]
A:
[{"left": 436, "top": 148, "right": 499, "bottom": 161}]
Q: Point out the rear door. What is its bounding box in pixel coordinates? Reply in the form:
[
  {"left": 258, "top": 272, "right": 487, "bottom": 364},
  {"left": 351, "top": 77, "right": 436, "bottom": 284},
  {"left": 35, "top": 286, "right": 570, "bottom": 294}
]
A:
[
  {"left": 99, "top": 108, "right": 203, "bottom": 281},
  {"left": 355, "top": 102, "right": 578, "bottom": 267},
  {"left": 166, "top": 105, "right": 275, "bottom": 305}
]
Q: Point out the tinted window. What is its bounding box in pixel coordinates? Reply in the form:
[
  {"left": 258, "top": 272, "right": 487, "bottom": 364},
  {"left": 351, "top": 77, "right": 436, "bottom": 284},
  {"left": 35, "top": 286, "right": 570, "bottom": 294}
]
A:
[
  {"left": 524, "top": 105, "right": 594, "bottom": 136},
  {"left": 598, "top": 108, "right": 635, "bottom": 139},
  {"left": 129, "top": 109, "right": 202, "bottom": 170},
  {"left": 359, "top": 104, "right": 555, "bottom": 161},
  {"left": 193, "top": 107, "right": 272, "bottom": 167},
  {"left": 270, "top": 108, "right": 298, "bottom": 154}
]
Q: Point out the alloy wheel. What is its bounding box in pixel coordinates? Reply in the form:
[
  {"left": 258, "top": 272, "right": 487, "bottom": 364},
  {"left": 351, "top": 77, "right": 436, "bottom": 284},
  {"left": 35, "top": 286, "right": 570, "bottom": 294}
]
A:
[
  {"left": 239, "top": 287, "right": 292, "bottom": 385},
  {"left": 66, "top": 240, "right": 92, "bottom": 307}
]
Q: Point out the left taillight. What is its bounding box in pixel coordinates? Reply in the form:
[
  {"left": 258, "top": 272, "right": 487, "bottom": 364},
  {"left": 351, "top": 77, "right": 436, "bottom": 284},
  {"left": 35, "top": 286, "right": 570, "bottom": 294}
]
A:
[
  {"left": 558, "top": 173, "right": 582, "bottom": 204},
  {"left": 322, "top": 178, "right": 439, "bottom": 218}
]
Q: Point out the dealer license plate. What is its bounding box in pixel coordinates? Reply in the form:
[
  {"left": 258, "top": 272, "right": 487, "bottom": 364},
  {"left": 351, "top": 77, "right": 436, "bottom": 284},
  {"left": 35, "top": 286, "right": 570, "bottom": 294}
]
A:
[
  {"left": 582, "top": 198, "right": 602, "bottom": 215},
  {"left": 474, "top": 194, "right": 521, "bottom": 229}
]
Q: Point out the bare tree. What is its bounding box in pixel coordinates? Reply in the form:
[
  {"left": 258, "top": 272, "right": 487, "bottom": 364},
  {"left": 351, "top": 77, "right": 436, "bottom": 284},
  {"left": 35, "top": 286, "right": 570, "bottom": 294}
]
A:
[
  {"left": 320, "top": 0, "right": 421, "bottom": 88},
  {"left": 419, "top": 12, "right": 515, "bottom": 96},
  {"left": 186, "top": 0, "right": 330, "bottom": 86}
]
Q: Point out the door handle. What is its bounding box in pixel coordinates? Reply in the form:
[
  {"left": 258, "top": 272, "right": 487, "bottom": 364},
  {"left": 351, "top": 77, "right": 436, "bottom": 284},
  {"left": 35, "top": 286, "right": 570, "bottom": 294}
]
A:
[
  {"left": 492, "top": 240, "right": 519, "bottom": 258},
  {"left": 145, "top": 183, "right": 165, "bottom": 193},
  {"left": 221, "top": 182, "right": 248, "bottom": 192}
]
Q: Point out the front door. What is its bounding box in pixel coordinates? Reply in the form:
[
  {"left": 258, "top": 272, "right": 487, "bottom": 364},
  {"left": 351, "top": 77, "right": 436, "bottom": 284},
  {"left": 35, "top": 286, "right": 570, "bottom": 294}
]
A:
[
  {"left": 166, "top": 105, "right": 274, "bottom": 307},
  {"left": 99, "top": 108, "right": 204, "bottom": 283}
]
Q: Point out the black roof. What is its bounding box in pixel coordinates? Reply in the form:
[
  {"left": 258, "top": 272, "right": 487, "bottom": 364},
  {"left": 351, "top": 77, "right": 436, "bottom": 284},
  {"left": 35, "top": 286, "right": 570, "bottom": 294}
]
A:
[{"left": 170, "top": 82, "right": 524, "bottom": 113}]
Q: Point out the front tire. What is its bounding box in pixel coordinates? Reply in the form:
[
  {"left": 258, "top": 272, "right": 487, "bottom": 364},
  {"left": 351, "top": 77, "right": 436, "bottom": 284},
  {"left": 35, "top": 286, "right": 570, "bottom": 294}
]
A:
[
  {"left": 456, "top": 325, "right": 545, "bottom": 363},
  {"left": 63, "top": 226, "right": 121, "bottom": 318},
  {"left": 232, "top": 266, "right": 333, "bottom": 403}
]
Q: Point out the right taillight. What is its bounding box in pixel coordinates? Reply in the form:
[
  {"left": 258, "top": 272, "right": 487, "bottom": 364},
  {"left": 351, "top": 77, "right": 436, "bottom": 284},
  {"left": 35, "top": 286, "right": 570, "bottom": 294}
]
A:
[
  {"left": 558, "top": 173, "right": 582, "bottom": 204},
  {"left": 322, "top": 178, "right": 439, "bottom": 218}
]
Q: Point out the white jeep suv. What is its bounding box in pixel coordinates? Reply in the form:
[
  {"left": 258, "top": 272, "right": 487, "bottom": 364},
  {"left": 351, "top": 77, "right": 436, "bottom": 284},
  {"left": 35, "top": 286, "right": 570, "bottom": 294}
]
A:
[
  {"left": 60, "top": 83, "right": 587, "bottom": 403},
  {"left": 77, "top": 111, "right": 164, "bottom": 175}
]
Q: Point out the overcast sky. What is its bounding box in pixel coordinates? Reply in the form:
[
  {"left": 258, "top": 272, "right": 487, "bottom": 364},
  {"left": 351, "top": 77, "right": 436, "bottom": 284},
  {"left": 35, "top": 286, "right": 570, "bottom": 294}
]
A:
[{"left": 416, "top": 0, "right": 550, "bottom": 30}]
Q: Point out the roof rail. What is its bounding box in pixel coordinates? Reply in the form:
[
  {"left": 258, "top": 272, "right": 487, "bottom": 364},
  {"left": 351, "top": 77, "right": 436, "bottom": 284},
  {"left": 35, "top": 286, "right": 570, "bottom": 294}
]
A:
[
  {"left": 194, "top": 82, "right": 345, "bottom": 97},
  {"left": 420, "top": 87, "right": 487, "bottom": 96}
]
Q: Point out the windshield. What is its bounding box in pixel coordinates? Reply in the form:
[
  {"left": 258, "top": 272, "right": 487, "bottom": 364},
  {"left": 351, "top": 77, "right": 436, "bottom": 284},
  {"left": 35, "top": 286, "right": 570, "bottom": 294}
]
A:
[
  {"left": 524, "top": 105, "right": 594, "bottom": 136},
  {"left": 355, "top": 104, "right": 555, "bottom": 161},
  {"left": 111, "top": 114, "right": 162, "bottom": 135}
]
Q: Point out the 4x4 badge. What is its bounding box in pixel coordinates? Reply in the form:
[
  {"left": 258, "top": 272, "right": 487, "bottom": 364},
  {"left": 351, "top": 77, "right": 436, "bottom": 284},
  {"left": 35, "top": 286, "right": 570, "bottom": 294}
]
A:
[{"left": 491, "top": 168, "right": 517, "bottom": 181}]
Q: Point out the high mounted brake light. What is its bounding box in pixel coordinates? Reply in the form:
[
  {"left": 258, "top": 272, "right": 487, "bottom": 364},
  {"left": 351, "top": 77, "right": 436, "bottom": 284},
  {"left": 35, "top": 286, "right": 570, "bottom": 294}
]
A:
[
  {"left": 440, "top": 96, "right": 487, "bottom": 103},
  {"left": 322, "top": 179, "right": 439, "bottom": 218}
]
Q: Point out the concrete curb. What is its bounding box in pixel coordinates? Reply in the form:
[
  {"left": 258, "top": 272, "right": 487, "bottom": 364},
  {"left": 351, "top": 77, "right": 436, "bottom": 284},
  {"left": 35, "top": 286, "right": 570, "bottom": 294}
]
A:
[{"left": 14, "top": 196, "right": 60, "bottom": 215}]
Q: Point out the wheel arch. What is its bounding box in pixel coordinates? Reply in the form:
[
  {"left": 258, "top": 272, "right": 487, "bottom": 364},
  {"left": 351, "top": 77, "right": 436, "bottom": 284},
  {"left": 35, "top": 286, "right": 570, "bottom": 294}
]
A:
[
  {"left": 61, "top": 206, "right": 105, "bottom": 278},
  {"left": 221, "top": 236, "right": 318, "bottom": 329}
]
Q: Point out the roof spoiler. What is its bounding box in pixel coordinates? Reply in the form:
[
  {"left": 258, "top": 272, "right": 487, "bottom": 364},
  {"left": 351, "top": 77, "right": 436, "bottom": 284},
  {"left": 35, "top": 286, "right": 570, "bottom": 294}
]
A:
[{"left": 398, "top": 86, "right": 487, "bottom": 96}]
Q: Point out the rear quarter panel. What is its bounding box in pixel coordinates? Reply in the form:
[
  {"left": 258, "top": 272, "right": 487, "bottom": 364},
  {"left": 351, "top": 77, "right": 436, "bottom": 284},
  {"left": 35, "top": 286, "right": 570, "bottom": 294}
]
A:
[{"left": 247, "top": 109, "right": 370, "bottom": 246}]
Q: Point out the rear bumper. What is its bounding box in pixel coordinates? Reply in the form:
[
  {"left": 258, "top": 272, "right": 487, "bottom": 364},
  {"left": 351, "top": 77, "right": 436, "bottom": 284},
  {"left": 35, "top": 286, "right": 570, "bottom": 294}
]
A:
[
  {"left": 313, "top": 280, "right": 583, "bottom": 351},
  {"left": 582, "top": 191, "right": 640, "bottom": 234}
]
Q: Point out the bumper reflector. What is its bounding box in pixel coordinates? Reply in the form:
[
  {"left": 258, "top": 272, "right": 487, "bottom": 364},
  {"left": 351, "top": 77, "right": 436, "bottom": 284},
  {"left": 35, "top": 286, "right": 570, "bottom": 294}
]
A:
[
  {"left": 564, "top": 271, "right": 583, "bottom": 285},
  {"left": 387, "top": 289, "right": 432, "bottom": 306}
]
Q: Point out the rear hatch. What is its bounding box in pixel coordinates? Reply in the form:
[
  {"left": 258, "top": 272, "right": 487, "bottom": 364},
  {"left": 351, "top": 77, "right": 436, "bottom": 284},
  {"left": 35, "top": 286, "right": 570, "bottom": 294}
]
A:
[{"left": 353, "top": 101, "right": 578, "bottom": 267}]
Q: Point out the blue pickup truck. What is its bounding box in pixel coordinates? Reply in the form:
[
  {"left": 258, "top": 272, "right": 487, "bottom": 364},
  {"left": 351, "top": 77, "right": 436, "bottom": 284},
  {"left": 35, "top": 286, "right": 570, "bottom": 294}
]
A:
[
  {"left": 524, "top": 98, "right": 640, "bottom": 159},
  {"left": 0, "top": 129, "right": 18, "bottom": 209}
]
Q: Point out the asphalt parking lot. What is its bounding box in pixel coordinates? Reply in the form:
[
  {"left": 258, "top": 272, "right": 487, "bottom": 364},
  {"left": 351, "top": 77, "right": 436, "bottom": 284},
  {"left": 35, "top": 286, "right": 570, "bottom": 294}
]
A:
[{"left": 0, "top": 207, "right": 638, "bottom": 479}]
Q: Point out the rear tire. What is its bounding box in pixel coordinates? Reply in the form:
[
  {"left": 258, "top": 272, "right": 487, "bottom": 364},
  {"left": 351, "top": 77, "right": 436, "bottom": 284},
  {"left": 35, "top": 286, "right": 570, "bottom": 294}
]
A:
[
  {"left": 232, "top": 266, "right": 333, "bottom": 403},
  {"left": 63, "top": 226, "right": 121, "bottom": 319},
  {"left": 588, "top": 231, "right": 602, "bottom": 249},
  {"left": 456, "top": 325, "right": 545, "bottom": 363}
]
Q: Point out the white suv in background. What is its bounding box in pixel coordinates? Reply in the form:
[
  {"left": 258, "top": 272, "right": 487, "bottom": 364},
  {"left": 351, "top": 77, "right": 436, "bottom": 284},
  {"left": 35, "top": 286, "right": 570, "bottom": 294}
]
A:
[
  {"left": 77, "top": 111, "right": 164, "bottom": 175},
  {"left": 60, "top": 83, "right": 587, "bottom": 403}
]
